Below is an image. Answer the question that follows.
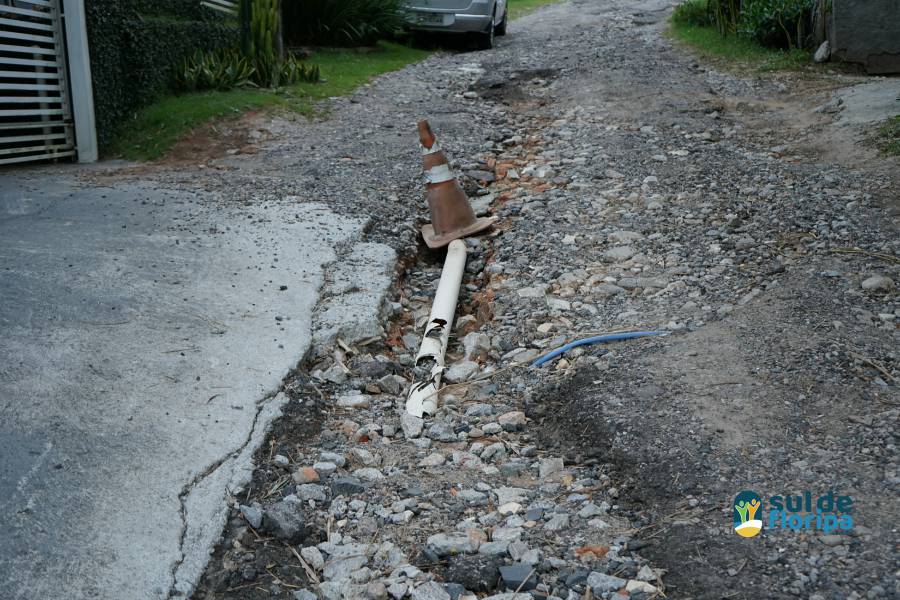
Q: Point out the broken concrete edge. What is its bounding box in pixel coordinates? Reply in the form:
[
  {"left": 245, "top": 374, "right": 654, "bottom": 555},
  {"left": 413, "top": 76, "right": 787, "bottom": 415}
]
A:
[
  {"left": 170, "top": 391, "right": 290, "bottom": 598},
  {"left": 310, "top": 240, "right": 400, "bottom": 357},
  {"left": 166, "top": 236, "right": 402, "bottom": 598}
]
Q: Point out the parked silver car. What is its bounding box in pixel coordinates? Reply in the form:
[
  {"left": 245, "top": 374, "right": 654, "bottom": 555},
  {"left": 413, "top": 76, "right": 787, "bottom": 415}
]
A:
[{"left": 405, "top": 0, "right": 508, "bottom": 49}]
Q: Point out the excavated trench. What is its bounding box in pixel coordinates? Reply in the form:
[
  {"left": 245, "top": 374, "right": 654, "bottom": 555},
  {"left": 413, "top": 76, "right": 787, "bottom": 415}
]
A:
[{"left": 193, "top": 226, "right": 501, "bottom": 598}]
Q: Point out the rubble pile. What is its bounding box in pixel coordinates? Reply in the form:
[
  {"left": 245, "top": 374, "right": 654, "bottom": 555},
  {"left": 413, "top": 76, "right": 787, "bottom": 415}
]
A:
[{"left": 202, "top": 302, "right": 667, "bottom": 599}]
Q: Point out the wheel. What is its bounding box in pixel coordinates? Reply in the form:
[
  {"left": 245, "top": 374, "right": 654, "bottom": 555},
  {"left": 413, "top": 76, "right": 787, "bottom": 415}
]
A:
[
  {"left": 495, "top": 7, "right": 508, "bottom": 36},
  {"left": 477, "top": 15, "right": 495, "bottom": 49}
]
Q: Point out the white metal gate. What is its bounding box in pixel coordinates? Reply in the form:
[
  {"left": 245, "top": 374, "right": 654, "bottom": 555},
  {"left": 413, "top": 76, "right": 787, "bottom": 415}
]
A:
[{"left": 0, "top": 0, "right": 75, "bottom": 165}]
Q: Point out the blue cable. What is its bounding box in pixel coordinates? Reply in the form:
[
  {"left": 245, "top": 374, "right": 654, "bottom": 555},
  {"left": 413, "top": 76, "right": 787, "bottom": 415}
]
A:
[{"left": 531, "top": 331, "right": 667, "bottom": 367}]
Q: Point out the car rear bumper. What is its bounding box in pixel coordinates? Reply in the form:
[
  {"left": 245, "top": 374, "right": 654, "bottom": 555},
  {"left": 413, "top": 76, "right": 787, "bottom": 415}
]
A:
[
  {"left": 405, "top": 0, "right": 494, "bottom": 33},
  {"left": 406, "top": 12, "right": 492, "bottom": 33}
]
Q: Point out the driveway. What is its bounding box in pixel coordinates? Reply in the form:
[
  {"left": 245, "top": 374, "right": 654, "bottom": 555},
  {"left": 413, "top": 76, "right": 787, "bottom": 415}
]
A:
[{"left": 0, "top": 174, "right": 393, "bottom": 598}]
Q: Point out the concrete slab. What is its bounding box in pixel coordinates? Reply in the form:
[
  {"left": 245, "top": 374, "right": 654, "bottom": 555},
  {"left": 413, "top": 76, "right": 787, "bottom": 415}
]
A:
[
  {"left": 0, "top": 172, "right": 392, "bottom": 599},
  {"left": 836, "top": 79, "right": 900, "bottom": 126},
  {"left": 312, "top": 241, "right": 397, "bottom": 352}
]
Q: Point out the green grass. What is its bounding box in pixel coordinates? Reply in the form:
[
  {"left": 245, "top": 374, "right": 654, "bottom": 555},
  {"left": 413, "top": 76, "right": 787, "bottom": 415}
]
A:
[
  {"left": 507, "top": 0, "right": 563, "bottom": 19},
  {"left": 300, "top": 42, "right": 430, "bottom": 100},
  {"left": 870, "top": 115, "right": 900, "bottom": 156},
  {"left": 111, "top": 41, "right": 430, "bottom": 161},
  {"left": 668, "top": 5, "right": 811, "bottom": 72},
  {"left": 110, "top": 89, "right": 284, "bottom": 160}
]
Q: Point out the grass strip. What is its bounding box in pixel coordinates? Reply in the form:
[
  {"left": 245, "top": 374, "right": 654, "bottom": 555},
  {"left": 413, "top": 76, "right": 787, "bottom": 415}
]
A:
[{"left": 112, "top": 41, "right": 430, "bottom": 161}]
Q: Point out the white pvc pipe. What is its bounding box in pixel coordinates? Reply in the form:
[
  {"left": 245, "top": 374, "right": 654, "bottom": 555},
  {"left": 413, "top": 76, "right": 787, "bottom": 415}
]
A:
[{"left": 405, "top": 239, "right": 467, "bottom": 417}]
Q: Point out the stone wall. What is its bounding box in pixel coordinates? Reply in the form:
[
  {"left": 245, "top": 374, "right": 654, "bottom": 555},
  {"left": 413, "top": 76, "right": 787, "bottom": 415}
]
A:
[{"left": 832, "top": 0, "right": 900, "bottom": 74}]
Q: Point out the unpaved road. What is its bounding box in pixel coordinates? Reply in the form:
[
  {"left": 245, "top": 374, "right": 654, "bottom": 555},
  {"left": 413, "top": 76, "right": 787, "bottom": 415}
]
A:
[{"left": 182, "top": 1, "right": 896, "bottom": 600}]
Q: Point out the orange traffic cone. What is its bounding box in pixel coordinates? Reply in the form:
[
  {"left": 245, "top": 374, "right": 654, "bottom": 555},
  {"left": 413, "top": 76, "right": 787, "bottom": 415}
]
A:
[{"left": 418, "top": 119, "right": 497, "bottom": 249}]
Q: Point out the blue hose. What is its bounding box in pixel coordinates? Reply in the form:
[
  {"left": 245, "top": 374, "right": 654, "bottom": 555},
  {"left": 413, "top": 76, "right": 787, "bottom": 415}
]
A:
[{"left": 531, "top": 331, "right": 667, "bottom": 367}]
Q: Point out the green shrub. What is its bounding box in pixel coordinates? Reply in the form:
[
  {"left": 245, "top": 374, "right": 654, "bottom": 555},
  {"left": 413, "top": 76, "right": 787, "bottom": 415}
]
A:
[
  {"left": 281, "top": 0, "right": 406, "bottom": 47},
  {"left": 672, "top": 0, "right": 816, "bottom": 50},
  {"left": 85, "top": 1, "right": 238, "bottom": 151},
  {"left": 248, "top": 0, "right": 282, "bottom": 86},
  {"left": 672, "top": 0, "right": 712, "bottom": 27},
  {"left": 175, "top": 49, "right": 256, "bottom": 92},
  {"left": 709, "top": 0, "right": 741, "bottom": 35},
  {"left": 281, "top": 54, "right": 321, "bottom": 85},
  {"left": 740, "top": 0, "right": 815, "bottom": 49},
  {"left": 174, "top": 48, "right": 318, "bottom": 92}
]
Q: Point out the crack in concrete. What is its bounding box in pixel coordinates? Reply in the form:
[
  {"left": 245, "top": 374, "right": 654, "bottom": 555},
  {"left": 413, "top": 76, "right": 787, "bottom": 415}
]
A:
[
  {"left": 164, "top": 389, "right": 280, "bottom": 600},
  {"left": 159, "top": 237, "right": 372, "bottom": 599},
  {"left": 161, "top": 233, "right": 398, "bottom": 598},
  {"left": 161, "top": 237, "right": 362, "bottom": 599}
]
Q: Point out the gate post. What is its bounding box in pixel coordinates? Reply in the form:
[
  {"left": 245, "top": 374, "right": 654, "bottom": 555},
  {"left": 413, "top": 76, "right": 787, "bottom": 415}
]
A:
[{"left": 62, "top": 0, "right": 97, "bottom": 162}]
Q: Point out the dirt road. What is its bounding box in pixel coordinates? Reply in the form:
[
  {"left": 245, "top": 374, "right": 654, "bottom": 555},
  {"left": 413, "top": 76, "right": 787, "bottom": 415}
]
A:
[{"left": 180, "top": 1, "right": 898, "bottom": 599}]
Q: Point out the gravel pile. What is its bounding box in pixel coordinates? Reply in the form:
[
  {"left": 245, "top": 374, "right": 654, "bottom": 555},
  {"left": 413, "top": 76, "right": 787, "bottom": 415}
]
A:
[{"left": 197, "top": 347, "right": 666, "bottom": 599}]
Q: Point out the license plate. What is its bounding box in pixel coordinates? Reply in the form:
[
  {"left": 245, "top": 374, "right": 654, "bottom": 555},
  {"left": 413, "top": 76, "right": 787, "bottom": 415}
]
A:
[{"left": 414, "top": 12, "right": 444, "bottom": 25}]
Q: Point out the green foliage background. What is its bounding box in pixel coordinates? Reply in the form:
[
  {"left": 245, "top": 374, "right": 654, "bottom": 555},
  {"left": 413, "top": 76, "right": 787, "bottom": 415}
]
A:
[
  {"left": 281, "top": 0, "right": 406, "bottom": 47},
  {"left": 673, "top": 0, "right": 818, "bottom": 50},
  {"left": 85, "top": 1, "right": 238, "bottom": 151}
]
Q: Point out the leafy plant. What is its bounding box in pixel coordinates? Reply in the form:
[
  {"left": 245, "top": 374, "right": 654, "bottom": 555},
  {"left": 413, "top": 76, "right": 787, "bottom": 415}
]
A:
[
  {"left": 708, "top": 0, "right": 741, "bottom": 35},
  {"left": 673, "top": 0, "right": 817, "bottom": 50},
  {"left": 281, "top": 0, "right": 406, "bottom": 47},
  {"left": 175, "top": 49, "right": 257, "bottom": 92},
  {"left": 174, "top": 47, "right": 317, "bottom": 92},
  {"left": 740, "top": 0, "right": 815, "bottom": 49},
  {"left": 671, "top": 0, "right": 712, "bottom": 27},
  {"left": 238, "top": 0, "right": 252, "bottom": 55},
  {"left": 280, "top": 54, "right": 321, "bottom": 85},
  {"left": 86, "top": 0, "right": 238, "bottom": 151},
  {"left": 248, "top": 0, "right": 282, "bottom": 86}
]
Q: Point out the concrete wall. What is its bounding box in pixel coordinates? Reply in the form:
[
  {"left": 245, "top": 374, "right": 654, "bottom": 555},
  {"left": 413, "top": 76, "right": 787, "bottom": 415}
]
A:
[{"left": 832, "top": 0, "right": 900, "bottom": 74}]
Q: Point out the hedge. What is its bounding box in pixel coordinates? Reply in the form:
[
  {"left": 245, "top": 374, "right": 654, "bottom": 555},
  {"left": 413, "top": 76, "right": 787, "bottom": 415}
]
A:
[{"left": 85, "top": 2, "right": 238, "bottom": 152}]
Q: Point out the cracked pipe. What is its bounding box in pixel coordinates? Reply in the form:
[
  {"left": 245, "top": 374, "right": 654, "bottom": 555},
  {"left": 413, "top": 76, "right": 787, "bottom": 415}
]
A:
[{"left": 406, "top": 239, "right": 468, "bottom": 417}]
